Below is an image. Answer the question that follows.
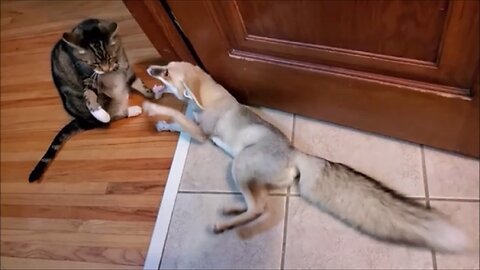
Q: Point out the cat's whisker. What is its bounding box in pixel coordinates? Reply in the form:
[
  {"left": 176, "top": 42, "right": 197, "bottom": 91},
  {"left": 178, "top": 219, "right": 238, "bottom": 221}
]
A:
[{"left": 91, "top": 72, "right": 98, "bottom": 82}]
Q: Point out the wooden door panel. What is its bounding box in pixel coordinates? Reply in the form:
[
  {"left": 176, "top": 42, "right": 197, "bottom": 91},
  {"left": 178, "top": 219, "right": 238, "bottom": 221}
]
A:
[
  {"left": 213, "top": 0, "right": 478, "bottom": 94},
  {"left": 164, "top": 0, "right": 479, "bottom": 157},
  {"left": 236, "top": 0, "right": 447, "bottom": 62}
]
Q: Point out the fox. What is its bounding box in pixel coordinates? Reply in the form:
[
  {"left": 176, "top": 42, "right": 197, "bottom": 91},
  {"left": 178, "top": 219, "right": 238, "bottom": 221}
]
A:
[{"left": 142, "top": 61, "right": 475, "bottom": 254}]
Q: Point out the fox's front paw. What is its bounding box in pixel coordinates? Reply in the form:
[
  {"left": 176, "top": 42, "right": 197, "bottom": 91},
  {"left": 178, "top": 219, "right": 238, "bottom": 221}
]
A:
[
  {"left": 192, "top": 111, "right": 201, "bottom": 124},
  {"left": 127, "top": 105, "right": 142, "bottom": 117},
  {"left": 142, "top": 101, "right": 155, "bottom": 116},
  {"left": 155, "top": 120, "right": 174, "bottom": 132}
]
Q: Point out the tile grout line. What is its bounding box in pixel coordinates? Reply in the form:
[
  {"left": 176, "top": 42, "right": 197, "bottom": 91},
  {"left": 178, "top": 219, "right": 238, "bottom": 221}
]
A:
[
  {"left": 280, "top": 187, "right": 290, "bottom": 270},
  {"left": 421, "top": 145, "right": 431, "bottom": 208},
  {"left": 280, "top": 114, "right": 296, "bottom": 269},
  {"left": 421, "top": 145, "right": 438, "bottom": 270},
  {"left": 428, "top": 197, "right": 480, "bottom": 202},
  {"left": 180, "top": 190, "right": 242, "bottom": 195},
  {"left": 431, "top": 251, "right": 438, "bottom": 270},
  {"left": 178, "top": 190, "right": 288, "bottom": 196},
  {"left": 178, "top": 192, "right": 479, "bottom": 201}
]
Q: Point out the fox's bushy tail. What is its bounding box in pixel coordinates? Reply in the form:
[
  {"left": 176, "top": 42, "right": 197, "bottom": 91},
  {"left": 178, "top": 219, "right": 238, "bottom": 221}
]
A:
[
  {"left": 29, "top": 119, "right": 82, "bottom": 182},
  {"left": 293, "top": 151, "right": 473, "bottom": 253}
]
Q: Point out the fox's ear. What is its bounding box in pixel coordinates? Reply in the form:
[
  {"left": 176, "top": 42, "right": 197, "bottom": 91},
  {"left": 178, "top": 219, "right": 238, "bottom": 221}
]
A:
[
  {"left": 146, "top": 65, "right": 167, "bottom": 78},
  {"left": 182, "top": 80, "right": 204, "bottom": 110}
]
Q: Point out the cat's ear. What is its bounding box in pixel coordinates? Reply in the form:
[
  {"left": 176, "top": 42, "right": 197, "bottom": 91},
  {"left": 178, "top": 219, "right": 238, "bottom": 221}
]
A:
[
  {"left": 62, "top": 32, "right": 85, "bottom": 54},
  {"left": 105, "top": 22, "right": 118, "bottom": 45},
  {"left": 107, "top": 22, "right": 118, "bottom": 38}
]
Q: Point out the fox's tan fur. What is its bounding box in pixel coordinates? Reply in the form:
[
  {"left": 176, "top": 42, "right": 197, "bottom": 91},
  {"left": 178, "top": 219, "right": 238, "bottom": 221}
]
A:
[{"left": 143, "top": 62, "right": 475, "bottom": 253}]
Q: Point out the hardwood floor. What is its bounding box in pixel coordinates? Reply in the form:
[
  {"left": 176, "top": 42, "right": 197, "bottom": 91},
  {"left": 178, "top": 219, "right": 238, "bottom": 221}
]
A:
[{"left": 1, "top": 1, "right": 183, "bottom": 269}]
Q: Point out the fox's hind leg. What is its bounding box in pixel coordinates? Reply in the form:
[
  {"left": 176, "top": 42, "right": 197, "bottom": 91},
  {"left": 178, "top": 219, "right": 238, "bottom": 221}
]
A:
[
  {"left": 221, "top": 201, "right": 247, "bottom": 216},
  {"left": 213, "top": 182, "right": 268, "bottom": 234},
  {"left": 221, "top": 183, "right": 268, "bottom": 216},
  {"left": 213, "top": 154, "right": 269, "bottom": 233}
]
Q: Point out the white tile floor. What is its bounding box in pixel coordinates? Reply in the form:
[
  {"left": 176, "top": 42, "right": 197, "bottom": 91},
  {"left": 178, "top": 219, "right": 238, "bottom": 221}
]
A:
[{"left": 157, "top": 107, "right": 480, "bottom": 270}]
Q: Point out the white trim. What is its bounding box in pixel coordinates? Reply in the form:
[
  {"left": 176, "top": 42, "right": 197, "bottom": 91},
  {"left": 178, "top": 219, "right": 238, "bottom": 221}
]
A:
[{"left": 143, "top": 104, "right": 194, "bottom": 270}]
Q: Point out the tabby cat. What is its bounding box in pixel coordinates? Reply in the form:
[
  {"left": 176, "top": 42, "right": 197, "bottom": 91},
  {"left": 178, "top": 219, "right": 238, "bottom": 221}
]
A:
[{"left": 29, "top": 18, "right": 155, "bottom": 182}]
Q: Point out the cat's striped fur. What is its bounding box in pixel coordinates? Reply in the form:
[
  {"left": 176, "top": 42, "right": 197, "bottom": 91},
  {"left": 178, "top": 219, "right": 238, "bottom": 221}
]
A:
[{"left": 29, "top": 19, "right": 154, "bottom": 182}]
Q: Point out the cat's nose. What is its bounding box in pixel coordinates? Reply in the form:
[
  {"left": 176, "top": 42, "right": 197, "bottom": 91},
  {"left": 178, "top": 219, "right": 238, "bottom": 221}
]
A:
[{"left": 100, "top": 63, "right": 110, "bottom": 72}]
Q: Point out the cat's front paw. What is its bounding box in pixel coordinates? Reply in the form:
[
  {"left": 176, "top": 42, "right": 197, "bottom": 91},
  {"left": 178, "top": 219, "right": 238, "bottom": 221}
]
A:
[
  {"left": 145, "top": 88, "right": 155, "bottom": 99},
  {"left": 127, "top": 106, "right": 142, "bottom": 118},
  {"left": 91, "top": 107, "right": 111, "bottom": 123},
  {"left": 131, "top": 78, "right": 155, "bottom": 99}
]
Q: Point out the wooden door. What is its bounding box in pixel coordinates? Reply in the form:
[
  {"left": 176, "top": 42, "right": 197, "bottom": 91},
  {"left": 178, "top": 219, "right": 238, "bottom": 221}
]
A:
[{"left": 129, "top": 0, "right": 479, "bottom": 157}]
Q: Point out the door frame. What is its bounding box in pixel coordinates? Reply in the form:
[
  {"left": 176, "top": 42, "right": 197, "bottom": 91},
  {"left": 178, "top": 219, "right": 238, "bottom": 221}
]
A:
[{"left": 123, "top": 0, "right": 197, "bottom": 64}]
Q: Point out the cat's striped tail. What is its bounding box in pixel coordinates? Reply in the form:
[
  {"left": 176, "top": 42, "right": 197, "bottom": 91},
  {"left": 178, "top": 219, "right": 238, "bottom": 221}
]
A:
[{"left": 29, "top": 119, "right": 83, "bottom": 182}]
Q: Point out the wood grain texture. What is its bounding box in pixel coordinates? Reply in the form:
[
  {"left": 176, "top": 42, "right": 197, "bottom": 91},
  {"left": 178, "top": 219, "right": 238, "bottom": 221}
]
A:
[
  {"left": 1, "top": 1, "right": 181, "bottom": 268},
  {"left": 0, "top": 257, "right": 140, "bottom": 270},
  {"left": 237, "top": 0, "right": 448, "bottom": 62},
  {"left": 1, "top": 217, "right": 154, "bottom": 235},
  {"left": 1, "top": 242, "right": 146, "bottom": 266}
]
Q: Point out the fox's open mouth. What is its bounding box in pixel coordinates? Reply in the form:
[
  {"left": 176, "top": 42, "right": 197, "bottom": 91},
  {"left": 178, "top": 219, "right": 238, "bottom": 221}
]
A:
[{"left": 146, "top": 65, "right": 188, "bottom": 101}]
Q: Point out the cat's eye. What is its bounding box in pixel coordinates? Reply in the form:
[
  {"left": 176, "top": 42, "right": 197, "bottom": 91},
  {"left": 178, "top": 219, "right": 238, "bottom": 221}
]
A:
[
  {"left": 164, "top": 69, "right": 169, "bottom": 77},
  {"left": 78, "top": 49, "right": 85, "bottom": 55}
]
